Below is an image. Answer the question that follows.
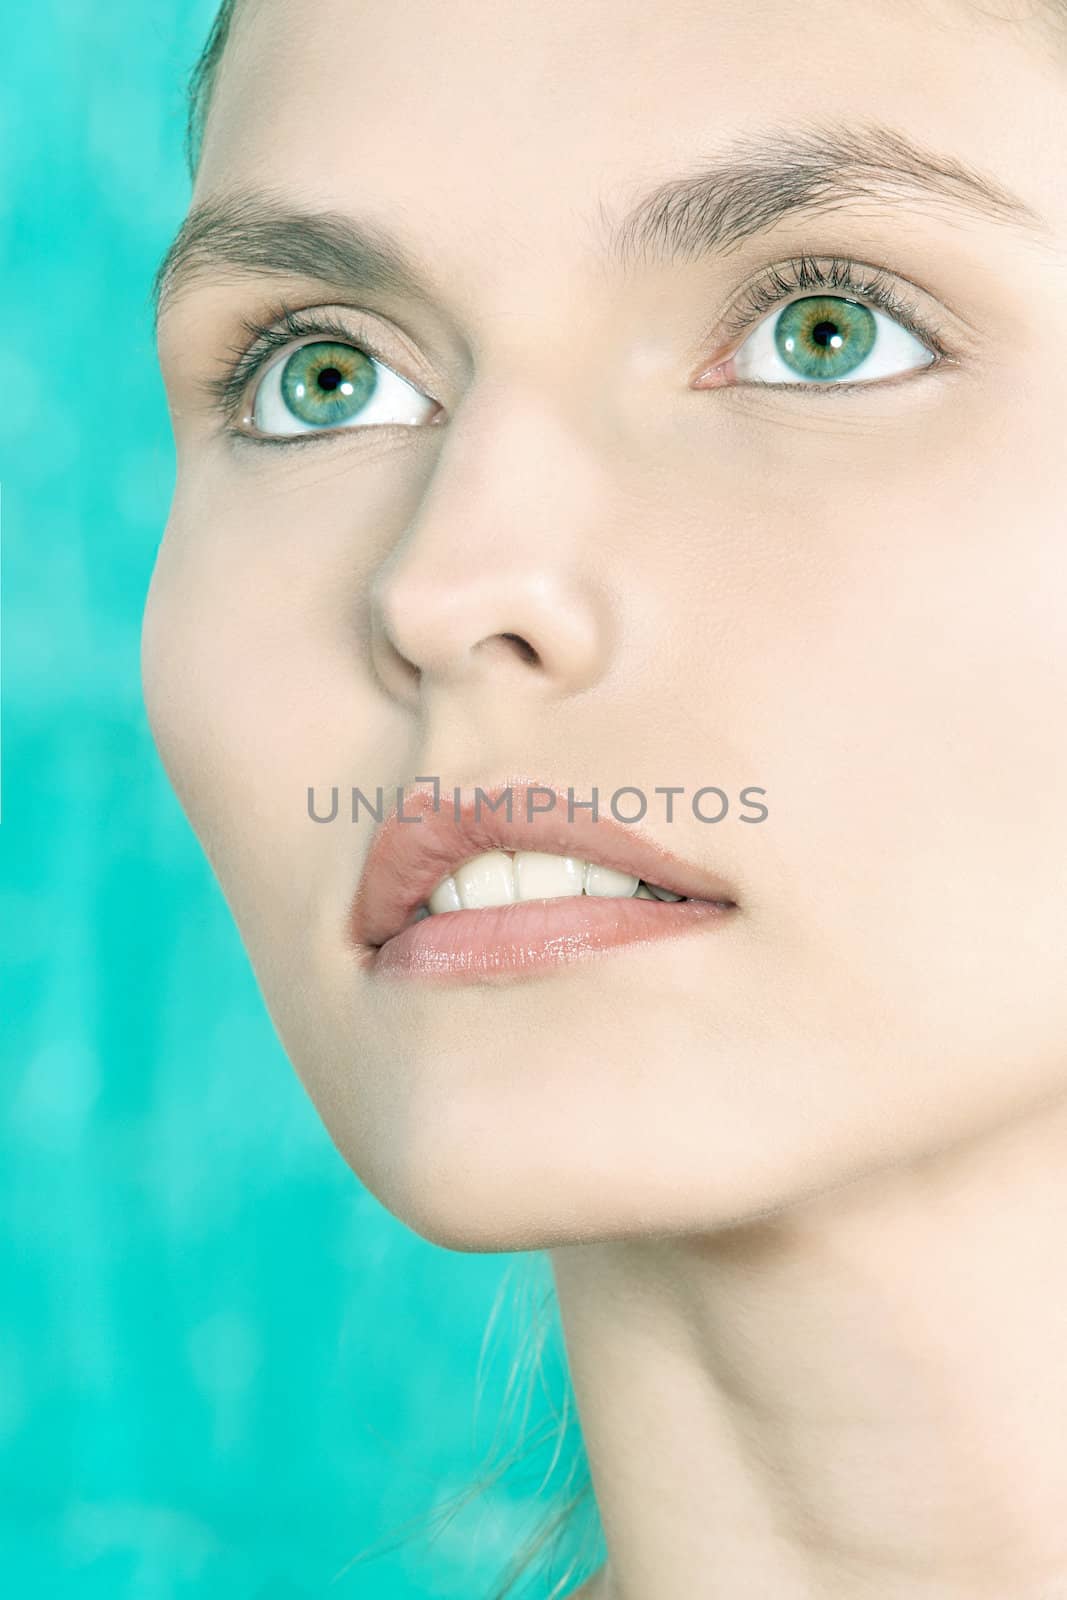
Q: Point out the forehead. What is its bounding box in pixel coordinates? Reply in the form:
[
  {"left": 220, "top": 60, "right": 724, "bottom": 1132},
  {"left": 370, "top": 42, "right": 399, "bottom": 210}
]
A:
[{"left": 194, "top": 0, "right": 1062, "bottom": 297}]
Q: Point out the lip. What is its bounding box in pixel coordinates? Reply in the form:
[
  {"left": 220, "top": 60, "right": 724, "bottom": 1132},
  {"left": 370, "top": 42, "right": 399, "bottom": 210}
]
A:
[{"left": 349, "top": 779, "right": 739, "bottom": 981}]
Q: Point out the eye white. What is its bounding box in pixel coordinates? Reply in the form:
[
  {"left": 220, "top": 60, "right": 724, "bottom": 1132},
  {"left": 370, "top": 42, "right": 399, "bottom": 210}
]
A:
[
  {"left": 732, "top": 300, "right": 937, "bottom": 385},
  {"left": 250, "top": 343, "right": 439, "bottom": 435}
]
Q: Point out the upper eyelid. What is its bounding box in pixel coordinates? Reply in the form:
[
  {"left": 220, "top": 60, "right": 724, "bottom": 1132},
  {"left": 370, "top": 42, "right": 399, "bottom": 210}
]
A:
[
  {"left": 705, "top": 254, "right": 957, "bottom": 360},
  {"left": 202, "top": 304, "right": 438, "bottom": 420},
  {"left": 684, "top": 256, "right": 973, "bottom": 394}
]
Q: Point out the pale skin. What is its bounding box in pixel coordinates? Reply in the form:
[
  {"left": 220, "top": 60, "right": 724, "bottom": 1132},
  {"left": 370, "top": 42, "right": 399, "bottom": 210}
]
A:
[{"left": 143, "top": 0, "right": 1067, "bottom": 1594}]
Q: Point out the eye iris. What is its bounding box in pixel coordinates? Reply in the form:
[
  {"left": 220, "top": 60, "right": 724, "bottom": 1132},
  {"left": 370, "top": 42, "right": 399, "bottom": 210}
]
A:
[
  {"left": 279, "top": 341, "right": 377, "bottom": 426},
  {"left": 773, "top": 295, "right": 876, "bottom": 380}
]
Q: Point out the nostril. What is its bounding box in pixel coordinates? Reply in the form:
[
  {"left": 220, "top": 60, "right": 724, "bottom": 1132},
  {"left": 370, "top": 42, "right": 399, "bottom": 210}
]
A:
[{"left": 499, "top": 632, "right": 540, "bottom": 665}]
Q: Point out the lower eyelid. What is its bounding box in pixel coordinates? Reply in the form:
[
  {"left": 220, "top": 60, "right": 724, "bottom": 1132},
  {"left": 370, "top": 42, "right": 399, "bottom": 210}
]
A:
[
  {"left": 225, "top": 418, "right": 439, "bottom": 452},
  {"left": 715, "top": 358, "right": 962, "bottom": 409}
]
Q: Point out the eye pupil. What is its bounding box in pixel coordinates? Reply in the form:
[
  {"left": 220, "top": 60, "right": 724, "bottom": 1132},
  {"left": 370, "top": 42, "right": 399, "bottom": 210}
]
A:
[
  {"left": 317, "top": 366, "right": 344, "bottom": 392},
  {"left": 811, "top": 321, "right": 842, "bottom": 349}
]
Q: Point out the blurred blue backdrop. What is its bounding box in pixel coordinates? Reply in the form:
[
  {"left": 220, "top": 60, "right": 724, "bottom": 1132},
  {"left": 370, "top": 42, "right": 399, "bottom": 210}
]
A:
[{"left": 0, "top": 4, "right": 593, "bottom": 1595}]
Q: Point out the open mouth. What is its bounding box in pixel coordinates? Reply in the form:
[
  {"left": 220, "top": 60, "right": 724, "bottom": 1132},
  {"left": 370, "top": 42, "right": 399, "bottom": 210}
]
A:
[
  {"left": 348, "top": 781, "right": 740, "bottom": 983},
  {"left": 403, "top": 847, "right": 732, "bottom": 929}
]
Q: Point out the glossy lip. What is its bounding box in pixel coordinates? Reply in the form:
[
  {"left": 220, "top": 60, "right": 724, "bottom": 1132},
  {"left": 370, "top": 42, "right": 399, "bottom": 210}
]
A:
[
  {"left": 348, "top": 780, "right": 740, "bottom": 974},
  {"left": 364, "top": 896, "right": 736, "bottom": 984}
]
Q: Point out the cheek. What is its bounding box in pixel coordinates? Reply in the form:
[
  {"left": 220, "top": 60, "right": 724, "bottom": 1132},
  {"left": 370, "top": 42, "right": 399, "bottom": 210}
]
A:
[
  {"left": 140, "top": 501, "right": 381, "bottom": 962},
  {"left": 721, "top": 421, "right": 1067, "bottom": 1055}
]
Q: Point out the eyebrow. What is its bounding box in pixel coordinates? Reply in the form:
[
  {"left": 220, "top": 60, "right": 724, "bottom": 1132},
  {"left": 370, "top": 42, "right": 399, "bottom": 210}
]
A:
[
  {"left": 152, "top": 119, "right": 1046, "bottom": 326},
  {"left": 604, "top": 119, "right": 1046, "bottom": 270}
]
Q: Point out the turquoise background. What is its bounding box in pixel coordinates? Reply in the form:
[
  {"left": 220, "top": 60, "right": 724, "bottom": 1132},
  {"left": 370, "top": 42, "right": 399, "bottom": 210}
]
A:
[{"left": 0, "top": 4, "right": 596, "bottom": 1595}]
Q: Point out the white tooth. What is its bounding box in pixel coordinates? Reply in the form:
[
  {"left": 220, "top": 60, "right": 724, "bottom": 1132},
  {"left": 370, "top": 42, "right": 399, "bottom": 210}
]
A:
[
  {"left": 453, "top": 850, "right": 517, "bottom": 910},
  {"left": 634, "top": 883, "right": 656, "bottom": 899},
  {"left": 428, "top": 875, "right": 462, "bottom": 914},
  {"left": 583, "top": 862, "right": 639, "bottom": 898},
  {"left": 646, "top": 883, "right": 684, "bottom": 901},
  {"left": 513, "top": 851, "right": 585, "bottom": 902}
]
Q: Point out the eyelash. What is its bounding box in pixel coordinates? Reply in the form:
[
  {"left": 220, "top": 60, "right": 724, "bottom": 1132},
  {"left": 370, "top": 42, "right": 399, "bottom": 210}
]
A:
[
  {"left": 716, "top": 253, "right": 949, "bottom": 361},
  {"left": 210, "top": 255, "right": 950, "bottom": 436},
  {"left": 204, "top": 303, "right": 396, "bottom": 425}
]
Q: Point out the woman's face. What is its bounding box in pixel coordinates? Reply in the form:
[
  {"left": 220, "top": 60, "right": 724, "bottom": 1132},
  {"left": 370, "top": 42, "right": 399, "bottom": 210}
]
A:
[{"left": 144, "top": 0, "right": 1067, "bottom": 1249}]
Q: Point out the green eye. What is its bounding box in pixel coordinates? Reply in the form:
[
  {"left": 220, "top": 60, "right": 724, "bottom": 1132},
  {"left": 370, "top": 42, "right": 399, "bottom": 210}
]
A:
[
  {"left": 278, "top": 341, "right": 377, "bottom": 427},
  {"left": 732, "top": 292, "right": 936, "bottom": 387},
  {"left": 249, "top": 336, "right": 439, "bottom": 436},
  {"left": 774, "top": 296, "right": 876, "bottom": 380}
]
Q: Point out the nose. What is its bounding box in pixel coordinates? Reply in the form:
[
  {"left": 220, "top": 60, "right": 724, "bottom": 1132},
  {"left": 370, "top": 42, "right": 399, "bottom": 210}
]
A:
[{"left": 367, "top": 387, "right": 616, "bottom": 710}]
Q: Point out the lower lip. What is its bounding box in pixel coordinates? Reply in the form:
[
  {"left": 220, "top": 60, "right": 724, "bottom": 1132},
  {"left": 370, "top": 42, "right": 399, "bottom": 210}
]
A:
[{"left": 359, "top": 895, "right": 735, "bottom": 983}]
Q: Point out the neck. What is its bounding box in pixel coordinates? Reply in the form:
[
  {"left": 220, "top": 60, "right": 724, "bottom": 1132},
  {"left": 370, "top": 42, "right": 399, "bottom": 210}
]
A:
[{"left": 552, "top": 1095, "right": 1067, "bottom": 1600}]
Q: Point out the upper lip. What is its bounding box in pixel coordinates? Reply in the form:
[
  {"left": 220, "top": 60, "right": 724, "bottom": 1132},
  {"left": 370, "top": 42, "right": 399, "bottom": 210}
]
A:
[{"left": 349, "top": 779, "right": 739, "bottom": 949}]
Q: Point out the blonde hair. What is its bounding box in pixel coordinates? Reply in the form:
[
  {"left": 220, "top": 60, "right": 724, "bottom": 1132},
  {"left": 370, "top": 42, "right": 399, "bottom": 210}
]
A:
[{"left": 328, "top": 1254, "right": 603, "bottom": 1595}]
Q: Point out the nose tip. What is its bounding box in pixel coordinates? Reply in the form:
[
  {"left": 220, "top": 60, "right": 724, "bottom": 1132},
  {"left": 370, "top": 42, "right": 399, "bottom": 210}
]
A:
[{"left": 367, "top": 559, "right": 612, "bottom": 705}]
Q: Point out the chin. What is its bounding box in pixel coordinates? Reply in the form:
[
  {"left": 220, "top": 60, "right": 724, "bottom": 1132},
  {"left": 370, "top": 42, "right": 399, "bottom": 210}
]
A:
[
  {"left": 348, "top": 1108, "right": 764, "bottom": 1256},
  {"left": 381, "top": 1116, "right": 588, "bottom": 1254}
]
